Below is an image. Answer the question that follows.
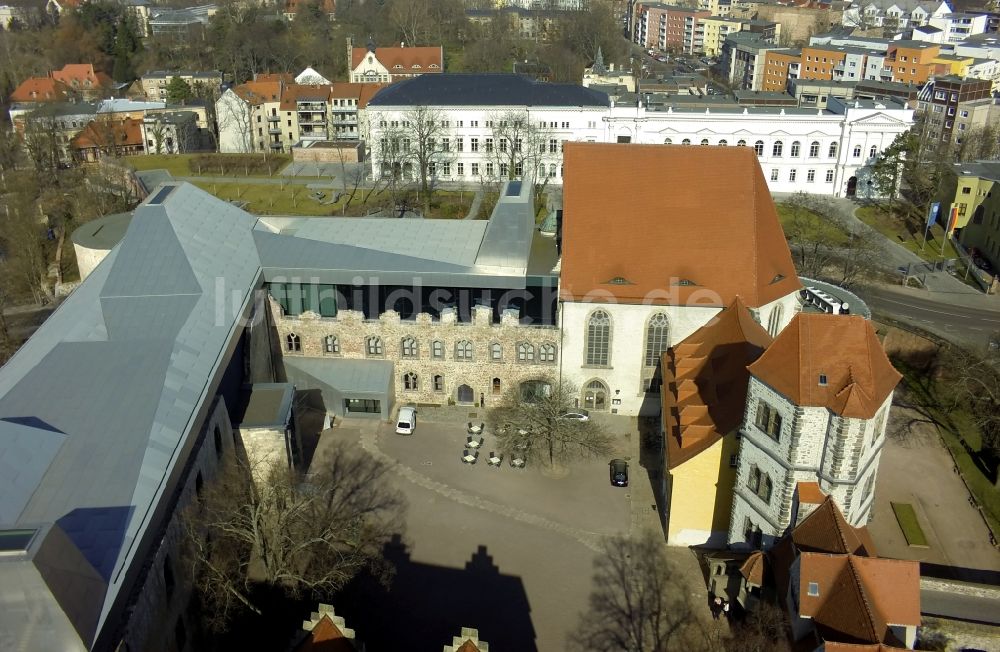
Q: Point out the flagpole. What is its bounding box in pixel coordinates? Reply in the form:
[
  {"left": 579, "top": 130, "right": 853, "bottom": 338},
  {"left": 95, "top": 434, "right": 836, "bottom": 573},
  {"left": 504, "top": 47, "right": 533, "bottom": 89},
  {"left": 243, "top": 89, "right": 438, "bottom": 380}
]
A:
[
  {"left": 941, "top": 204, "right": 955, "bottom": 257},
  {"left": 921, "top": 202, "right": 938, "bottom": 253}
]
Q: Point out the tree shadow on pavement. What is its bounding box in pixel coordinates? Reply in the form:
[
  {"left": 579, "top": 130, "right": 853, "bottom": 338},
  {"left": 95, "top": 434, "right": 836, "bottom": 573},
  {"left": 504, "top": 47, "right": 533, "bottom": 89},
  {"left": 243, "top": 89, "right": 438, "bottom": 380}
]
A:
[{"left": 332, "top": 534, "right": 538, "bottom": 651}]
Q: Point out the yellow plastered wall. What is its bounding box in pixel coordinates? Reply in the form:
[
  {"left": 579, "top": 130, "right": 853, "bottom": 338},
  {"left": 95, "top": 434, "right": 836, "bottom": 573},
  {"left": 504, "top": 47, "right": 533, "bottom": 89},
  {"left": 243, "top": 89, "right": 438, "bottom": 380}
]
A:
[
  {"left": 954, "top": 175, "right": 996, "bottom": 230},
  {"left": 666, "top": 433, "right": 740, "bottom": 546}
]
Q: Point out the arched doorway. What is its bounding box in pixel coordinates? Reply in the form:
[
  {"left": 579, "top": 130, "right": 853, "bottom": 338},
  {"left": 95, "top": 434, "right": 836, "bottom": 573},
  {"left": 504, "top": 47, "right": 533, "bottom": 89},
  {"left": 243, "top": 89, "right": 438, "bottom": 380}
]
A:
[
  {"left": 583, "top": 379, "right": 609, "bottom": 411},
  {"left": 846, "top": 176, "right": 857, "bottom": 197},
  {"left": 456, "top": 384, "right": 474, "bottom": 404}
]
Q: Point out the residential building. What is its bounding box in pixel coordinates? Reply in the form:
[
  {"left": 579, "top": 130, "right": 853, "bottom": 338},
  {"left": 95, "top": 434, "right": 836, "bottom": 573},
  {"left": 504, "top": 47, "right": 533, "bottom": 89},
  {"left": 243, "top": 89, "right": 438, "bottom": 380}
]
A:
[
  {"left": 751, "top": 4, "right": 840, "bottom": 44},
  {"left": 927, "top": 11, "right": 988, "bottom": 42},
  {"left": 954, "top": 160, "right": 1000, "bottom": 256},
  {"left": 728, "top": 313, "right": 901, "bottom": 549},
  {"left": 216, "top": 76, "right": 384, "bottom": 152},
  {"left": 723, "top": 32, "right": 779, "bottom": 90},
  {"left": 761, "top": 48, "right": 800, "bottom": 92},
  {"left": 582, "top": 47, "right": 637, "bottom": 93},
  {"left": 770, "top": 492, "right": 921, "bottom": 648},
  {"left": 790, "top": 78, "right": 920, "bottom": 109},
  {"left": 366, "top": 73, "right": 914, "bottom": 198},
  {"left": 138, "top": 70, "right": 223, "bottom": 101},
  {"left": 886, "top": 40, "right": 940, "bottom": 85},
  {"left": 140, "top": 110, "right": 201, "bottom": 154},
  {"left": 701, "top": 16, "right": 745, "bottom": 57},
  {"left": 917, "top": 75, "right": 1000, "bottom": 149},
  {"left": 842, "top": 0, "right": 951, "bottom": 30},
  {"left": 348, "top": 37, "right": 443, "bottom": 84},
  {"left": 283, "top": 0, "right": 334, "bottom": 20},
  {"left": 69, "top": 117, "right": 144, "bottom": 162}
]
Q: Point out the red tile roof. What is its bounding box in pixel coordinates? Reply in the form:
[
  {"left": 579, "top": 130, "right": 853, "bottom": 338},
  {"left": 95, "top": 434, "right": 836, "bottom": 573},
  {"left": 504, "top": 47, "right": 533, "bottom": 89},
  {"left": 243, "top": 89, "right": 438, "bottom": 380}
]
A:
[
  {"left": 560, "top": 143, "right": 802, "bottom": 307},
  {"left": 51, "top": 63, "right": 112, "bottom": 90},
  {"left": 747, "top": 313, "right": 901, "bottom": 419},
  {"left": 455, "top": 641, "right": 482, "bottom": 652},
  {"left": 740, "top": 550, "right": 766, "bottom": 586},
  {"left": 661, "top": 297, "right": 772, "bottom": 469},
  {"left": 800, "top": 553, "right": 920, "bottom": 646},
  {"left": 351, "top": 46, "right": 443, "bottom": 74},
  {"left": 793, "top": 496, "right": 877, "bottom": 557},
  {"left": 10, "top": 77, "right": 70, "bottom": 103},
  {"left": 70, "top": 118, "right": 144, "bottom": 149},
  {"left": 232, "top": 80, "right": 284, "bottom": 105},
  {"left": 797, "top": 481, "right": 826, "bottom": 505}
]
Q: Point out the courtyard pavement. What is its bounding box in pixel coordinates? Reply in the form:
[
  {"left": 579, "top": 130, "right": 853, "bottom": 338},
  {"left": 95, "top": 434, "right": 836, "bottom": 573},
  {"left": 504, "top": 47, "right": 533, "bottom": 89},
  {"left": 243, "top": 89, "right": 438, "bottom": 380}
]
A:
[
  {"left": 868, "top": 408, "right": 1000, "bottom": 573},
  {"left": 308, "top": 412, "right": 723, "bottom": 650}
]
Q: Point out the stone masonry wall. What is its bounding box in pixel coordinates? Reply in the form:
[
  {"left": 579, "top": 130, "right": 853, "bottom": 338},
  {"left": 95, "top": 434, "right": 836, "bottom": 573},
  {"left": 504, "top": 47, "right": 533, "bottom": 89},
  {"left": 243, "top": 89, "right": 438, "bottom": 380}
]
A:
[{"left": 273, "top": 300, "right": 563, "bottom": 410}]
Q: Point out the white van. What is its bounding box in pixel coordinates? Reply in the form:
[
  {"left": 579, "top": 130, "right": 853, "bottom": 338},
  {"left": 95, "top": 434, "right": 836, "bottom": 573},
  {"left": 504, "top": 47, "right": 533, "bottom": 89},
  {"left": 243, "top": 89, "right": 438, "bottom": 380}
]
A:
[{"left": 395, "top": 407, "right": 417, "bottom": 435}]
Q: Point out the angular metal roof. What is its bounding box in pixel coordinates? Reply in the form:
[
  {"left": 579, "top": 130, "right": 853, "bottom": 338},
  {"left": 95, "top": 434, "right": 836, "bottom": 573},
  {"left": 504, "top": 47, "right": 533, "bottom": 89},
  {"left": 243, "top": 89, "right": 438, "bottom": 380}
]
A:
[
  {"left": 367, "top": 73, "right": 610, "bottom": 107},
  {"left": 0, "top": 183, "right": 262, "bottom": 649}
]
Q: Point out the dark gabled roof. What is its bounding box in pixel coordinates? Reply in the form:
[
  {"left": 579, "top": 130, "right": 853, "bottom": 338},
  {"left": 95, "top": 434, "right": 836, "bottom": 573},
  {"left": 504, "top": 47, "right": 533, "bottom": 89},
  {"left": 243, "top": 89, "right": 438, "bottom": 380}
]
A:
[{"left": 367, "top": 74, "right": 610, "bottom": 108}]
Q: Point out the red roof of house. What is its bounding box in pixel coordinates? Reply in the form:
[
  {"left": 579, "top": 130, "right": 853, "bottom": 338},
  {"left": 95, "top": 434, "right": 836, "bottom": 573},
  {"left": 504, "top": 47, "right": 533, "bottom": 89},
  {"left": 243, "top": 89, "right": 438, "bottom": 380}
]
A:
[
  {"left": 797, "top": 481, "right": 826, "bottom": 505},
  {"left": 292, "top": 614, "right": 356, "bottom": 652},
  {"left": 285, "top": 0, "right": 335, "bottom": 13},
  {"left": 560, "top": 143, "right": 802, "bottom": 307},
  {"left": 10, "top": 77, "right": 70, "bottom": 103},
  {"left": 232, "top": 80, "right": 284, "bottom": 105},
  {"left": 748, "top": 313, "right": 901, "bottom": 419},
  {"left": 661, "top": 296, "right": 772, "bottom": 469},
  {"left": 351, "top": 45, "right": 443, "bottom": 74},
  {"left": 51, "top": 63, "right": 112, "bottom": 90},
  {"left": 740, "top": 550, "right": 766, "bottom": 586},
  {"left": 70, "top": 118, "right": 143, "bottom": 150}
]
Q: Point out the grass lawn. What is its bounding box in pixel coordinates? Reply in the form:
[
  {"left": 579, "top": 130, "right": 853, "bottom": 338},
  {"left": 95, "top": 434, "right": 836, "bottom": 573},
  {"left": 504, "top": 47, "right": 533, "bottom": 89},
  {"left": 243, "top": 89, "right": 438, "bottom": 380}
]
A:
[
  {"left": 896, "top": 362, "right": 1000, "bottom": 537},
  {"left": 891, "top": 502, "right": 930, "bottom": 547},
  {"left": 775, "top": 202, "right": 851, "bottom": 246},
  {"left": 855, "top": 205, "right": 962, "bottom": 262},
  {"left": 193, "top": 182, "right": 341, "bottom": 216},
  {"left": 124, "top": 153, "right": 294, "bottom": 178}
]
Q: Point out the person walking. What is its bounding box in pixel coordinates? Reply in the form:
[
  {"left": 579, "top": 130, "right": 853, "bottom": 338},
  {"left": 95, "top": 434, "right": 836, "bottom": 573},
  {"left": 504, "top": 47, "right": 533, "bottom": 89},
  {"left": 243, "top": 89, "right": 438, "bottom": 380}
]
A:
[
  {"left": 722, "top": 600, "right": 731, "bottom": 621},
  {"left": 711, "top": 596, "right": 722, "bottom": 620}
]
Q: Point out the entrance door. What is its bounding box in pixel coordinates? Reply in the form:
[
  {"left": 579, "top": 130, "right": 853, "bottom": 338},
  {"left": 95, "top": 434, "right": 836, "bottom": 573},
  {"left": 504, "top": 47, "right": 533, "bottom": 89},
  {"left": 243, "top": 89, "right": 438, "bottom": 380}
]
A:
[
  {"left": 583, "top": 380, "right": 609, "bottom": 411},
  {"left": 457, "top": 384, "right": 474, "bottom": 404},
  {"left": 846, "top": 176, "right": 857, "bottom": 197}
]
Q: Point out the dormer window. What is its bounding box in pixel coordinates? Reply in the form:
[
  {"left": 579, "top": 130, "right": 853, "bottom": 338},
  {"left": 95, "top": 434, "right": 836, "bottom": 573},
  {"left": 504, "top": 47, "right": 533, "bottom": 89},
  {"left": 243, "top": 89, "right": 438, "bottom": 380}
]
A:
[
  {"left": 770, "top": 273, "right": 785, "bottom": 284},
  {"left": 411, "top": 64, "right": 420, "bottom": 69},
  {"left": 605, "top": 276, "right": 634, "bottom": 285},
  {"left": 393, "top": 64, "right": 403, "bottom": 69},
  {"left": 818, "top": 374, "right": 828, "bottom": 386},
  {"left": 807, "top": 582, "right": 820, "bottom": 597},
  {"left": 674, "top": 278, "right": 697, "bottom": 286},
  {"left": 430, "top": 64, "right": 440, "bottom": 69}
]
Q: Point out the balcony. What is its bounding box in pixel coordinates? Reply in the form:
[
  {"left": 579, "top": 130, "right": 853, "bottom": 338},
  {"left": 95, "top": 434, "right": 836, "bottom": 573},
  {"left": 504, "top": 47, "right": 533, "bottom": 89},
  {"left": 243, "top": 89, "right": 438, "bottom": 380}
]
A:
[
  {"left": 298, "top": 118, "right": 326, "bottom": 126},
  {"left": 267, "top": 114, "right": 280, "bottom": 122},
  {"left": 268, "top": 127, "right": 281, "bottom": 134},
  {"left": 269, "top": 141, "right": 283, "bottom": 149},
  {"left": 298, "top": 102, "right": 326, "bottom": 111}
]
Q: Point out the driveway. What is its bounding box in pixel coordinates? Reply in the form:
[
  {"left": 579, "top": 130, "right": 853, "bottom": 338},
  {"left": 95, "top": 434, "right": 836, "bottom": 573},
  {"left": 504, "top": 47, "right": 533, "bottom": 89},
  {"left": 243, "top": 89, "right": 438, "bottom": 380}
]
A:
[{"left": 867, "top": 408, "right": 1000, "bottom": 573}]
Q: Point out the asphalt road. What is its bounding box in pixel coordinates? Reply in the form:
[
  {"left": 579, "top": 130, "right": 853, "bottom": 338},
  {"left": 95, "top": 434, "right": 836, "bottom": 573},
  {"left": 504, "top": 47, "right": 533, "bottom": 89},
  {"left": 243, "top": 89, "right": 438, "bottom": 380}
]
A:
[
  {"left": 859, "top": 285, "right": 1000, "bottom": 347},
  {"left": 921, "top": 588, "right": 1000, "bottom": 625}
]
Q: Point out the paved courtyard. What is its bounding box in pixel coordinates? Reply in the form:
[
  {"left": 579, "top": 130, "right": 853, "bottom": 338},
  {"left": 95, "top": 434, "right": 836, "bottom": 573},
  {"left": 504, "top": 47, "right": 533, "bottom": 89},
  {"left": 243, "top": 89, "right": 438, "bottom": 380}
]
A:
[
  {"left": 309, "top": 413, "right": 719, "bottom": 650},
  {"left": 868, "top": 408, "right": 1000, "bottom": 573}
]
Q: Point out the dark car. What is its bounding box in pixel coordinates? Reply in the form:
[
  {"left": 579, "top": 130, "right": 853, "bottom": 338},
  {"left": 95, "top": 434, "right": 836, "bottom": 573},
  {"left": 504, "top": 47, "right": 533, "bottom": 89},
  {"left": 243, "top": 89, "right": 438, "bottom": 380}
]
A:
[{"left": 609, "top": 459, "right": 628, "bottom": 487}]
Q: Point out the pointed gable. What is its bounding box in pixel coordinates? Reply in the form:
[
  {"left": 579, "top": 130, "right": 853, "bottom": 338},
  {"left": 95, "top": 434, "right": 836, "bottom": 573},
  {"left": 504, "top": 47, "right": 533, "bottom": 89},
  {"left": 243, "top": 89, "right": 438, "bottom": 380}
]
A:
[
  {"left": 792, "top": 496, "right": 876, "bottom": 556},
  {"left": 662, "top": 297, "right": 773, "bottom": 468},
  {"left": 560, "top": 143, "right": 802, "bottom": 307},
  {"left": 748, "top": 313, "right": 901, "bottom": 419}
]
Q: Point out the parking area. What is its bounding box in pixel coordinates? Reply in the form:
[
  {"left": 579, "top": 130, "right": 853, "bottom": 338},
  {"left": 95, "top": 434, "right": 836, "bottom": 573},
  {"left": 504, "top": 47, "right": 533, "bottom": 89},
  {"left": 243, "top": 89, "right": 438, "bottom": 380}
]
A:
[{"left": 376, "top": 417, "right": 632, "bottom": 539}]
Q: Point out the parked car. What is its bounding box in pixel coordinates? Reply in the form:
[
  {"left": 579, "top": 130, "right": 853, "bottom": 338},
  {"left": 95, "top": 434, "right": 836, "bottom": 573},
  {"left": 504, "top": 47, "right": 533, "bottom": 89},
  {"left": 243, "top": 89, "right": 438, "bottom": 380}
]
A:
[
  {"left": 560, "top": 409, "right": 590, "bottom": 422},
  {"left": 609, "top": 459, "right": 629, "bottom": 487},
  {"left": 395, "top": 406, "right": 417, "bottom": 435}
]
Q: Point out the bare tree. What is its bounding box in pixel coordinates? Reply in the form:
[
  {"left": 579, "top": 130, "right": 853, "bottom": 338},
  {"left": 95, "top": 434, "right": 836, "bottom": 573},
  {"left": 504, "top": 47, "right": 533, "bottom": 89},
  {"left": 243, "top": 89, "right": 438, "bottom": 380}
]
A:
[
  {"left": 569, "top": 530, "right": 703, "bottom": 652},
  {"left": 485, "top": 109, "right": 550, "bottom": 181},
  {"left": 0, "top": 190, "right": 52, "bottom": 305},
  {"left": 216, "top": 88, "right": 256, "bottom": 153},
  {"left": 488, "top": 377, "right": 614, "bottom": 468},
  {"left": 181, "top": 441, "right": 406, "bottom": 631},
  {"left": 940, "top": 344, "right": 1000, "bottom": 456},
  {"left": 21, "top": 108, "right": 64, "bottom": 185}
]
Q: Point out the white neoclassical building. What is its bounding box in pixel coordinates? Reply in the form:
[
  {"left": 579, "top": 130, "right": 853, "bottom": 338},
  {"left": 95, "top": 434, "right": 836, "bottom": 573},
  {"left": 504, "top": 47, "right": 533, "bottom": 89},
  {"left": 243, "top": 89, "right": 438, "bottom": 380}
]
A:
[
  {"left": 365, "top": 74, "right": 915, "bottom": 199},
  {"left": 728, "top": 312, "right": 902, "bottom": 549}
]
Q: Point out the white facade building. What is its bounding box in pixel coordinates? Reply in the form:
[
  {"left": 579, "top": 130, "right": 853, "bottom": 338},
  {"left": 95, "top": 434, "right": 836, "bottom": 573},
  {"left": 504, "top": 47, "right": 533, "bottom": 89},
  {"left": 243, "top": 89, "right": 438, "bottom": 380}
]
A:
[
  {"left": 842, "top": 0, "right": 951, "bottom": 29},
  {"left": 728, "top": 313, "right": 901, "bottom": 549},
  {"left": 366, "top": 74, "right": 915, "bottom": 199},
  {"left": 928, "top": 12, "right": 989, "bottom": 43}
]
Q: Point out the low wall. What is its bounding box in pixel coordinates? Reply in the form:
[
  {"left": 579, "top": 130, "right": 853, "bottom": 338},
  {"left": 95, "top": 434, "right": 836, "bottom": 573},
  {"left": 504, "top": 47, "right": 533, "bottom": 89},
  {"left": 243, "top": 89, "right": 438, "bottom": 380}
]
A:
[{"left": 292, "top": 141, "right": 364, "bottom": 164}]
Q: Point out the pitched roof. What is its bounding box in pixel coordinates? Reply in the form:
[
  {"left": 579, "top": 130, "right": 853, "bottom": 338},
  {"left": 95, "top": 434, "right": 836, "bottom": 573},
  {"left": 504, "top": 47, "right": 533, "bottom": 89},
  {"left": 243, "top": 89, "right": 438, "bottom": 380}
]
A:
[
  {"left": 661, "top": 297, "right": 772, "bottom": 469},
  {"left": 793, "top": 496, "right": 877, "bottom": 556},
  {"left": 740, "top": 550, "right": 766, "bottom": 585},
  {"left": 367, "top": 73, "right": 609, "bottom": 107},
  {"left": 10, "top": 77, "right": 70, "bottom": 103},
  {"left": 351, "top": 45, "right": 443, "bottom": 73},
  {"left": 255, "top": 72, "right": 295, "bottom": 83},
  {"left": 797, "top": 481, "right": 826, "bottom": 505},
  {"left": 747, "top": 313, "right": 901, "bottom": 419},
  {"left": 70, "top": 118, "right": 143, "bottom": 149},
  {"left": 51, "top": 64, "right": 112, "bottom": 90},
  {"left": 292, "top": 614, "right": 356, "bottom": 652},
  {"left": 800, "top": 553, "right": 920, "bottom": 645},
  {"left": 279, "top": 84, "right": 333, "bottom": 111},
  {"left": 232, "top": 80, "right": 283, "bottom": 105},
  {"left": 560, "top": 143, "right": 802, "bottom": 306}
]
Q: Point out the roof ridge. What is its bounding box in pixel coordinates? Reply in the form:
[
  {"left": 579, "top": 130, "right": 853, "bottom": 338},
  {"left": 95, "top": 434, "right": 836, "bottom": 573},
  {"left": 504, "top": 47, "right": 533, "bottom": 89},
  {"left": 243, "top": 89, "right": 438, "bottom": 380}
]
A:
[{"left": 846, "top": 555, "right": 883, "bottom": 643}]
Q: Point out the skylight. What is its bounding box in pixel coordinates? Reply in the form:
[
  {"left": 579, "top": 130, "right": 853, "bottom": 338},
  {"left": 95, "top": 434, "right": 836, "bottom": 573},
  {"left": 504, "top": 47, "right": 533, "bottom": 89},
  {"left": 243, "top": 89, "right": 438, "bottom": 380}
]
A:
[
  {"left": 807, "top": 581, "right": 820, "bottom": 597},
  {"left": 819, "top": 373, "right": 828, "bottom": 386},
  {"left": 0, "top": 528, "right": 38, "bottom": 554}
]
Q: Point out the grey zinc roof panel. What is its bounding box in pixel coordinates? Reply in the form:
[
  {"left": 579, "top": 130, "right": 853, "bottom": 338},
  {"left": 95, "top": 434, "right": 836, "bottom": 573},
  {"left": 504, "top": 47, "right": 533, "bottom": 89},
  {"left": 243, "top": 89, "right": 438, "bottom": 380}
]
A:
[
  {"left": 0, "top": 421, "right": 66, "bottom": 523},
  {"left": 284, "top": 357, "right": 393, "bottom": 394},
  {"left": 475, "top": 181, "right": 534, "bottom": 270},
  {"left": 368, "top": 73, "right": 610, "bottom": 107},
  {"left": 257, "top": 217, "right": 488, "bottom": 266}
]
